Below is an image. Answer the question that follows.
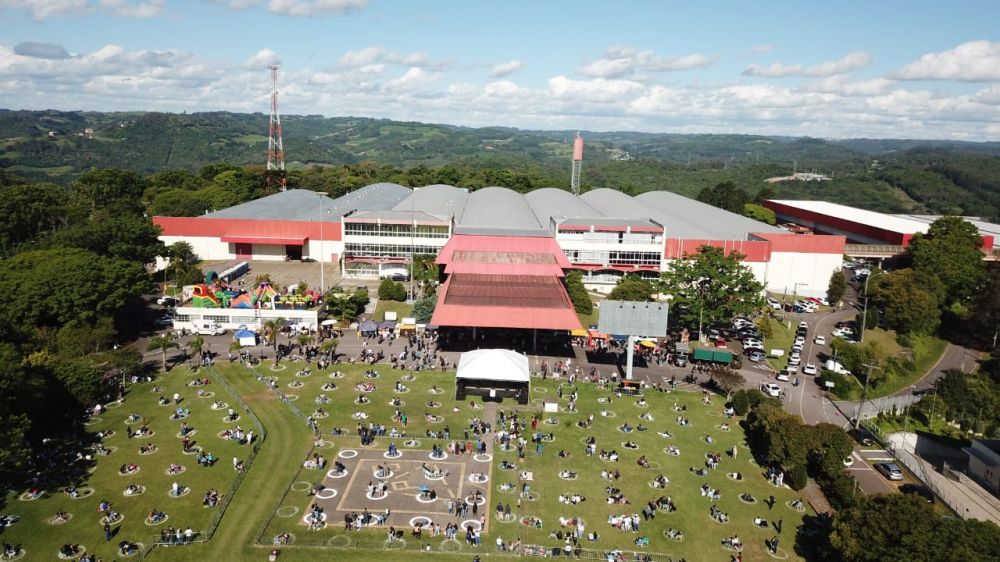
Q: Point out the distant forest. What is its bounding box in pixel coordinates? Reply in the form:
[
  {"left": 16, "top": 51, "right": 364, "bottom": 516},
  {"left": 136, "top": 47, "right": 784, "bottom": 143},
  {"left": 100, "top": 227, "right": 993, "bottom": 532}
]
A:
[{"left": 2, "top": 109, "right": 999, "bottom": 221}]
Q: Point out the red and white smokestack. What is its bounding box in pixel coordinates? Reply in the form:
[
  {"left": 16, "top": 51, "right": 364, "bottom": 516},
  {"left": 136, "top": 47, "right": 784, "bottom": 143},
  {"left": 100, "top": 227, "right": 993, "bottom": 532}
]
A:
[{"left": 573, "top": 133, "right": 584, "bottom": 161}]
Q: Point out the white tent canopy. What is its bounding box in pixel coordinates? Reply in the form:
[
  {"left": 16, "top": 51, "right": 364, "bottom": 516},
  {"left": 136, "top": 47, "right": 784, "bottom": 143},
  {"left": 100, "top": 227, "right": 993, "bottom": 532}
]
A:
[{"left": 456, "top": 349, "right": 530, "bottom": 383}]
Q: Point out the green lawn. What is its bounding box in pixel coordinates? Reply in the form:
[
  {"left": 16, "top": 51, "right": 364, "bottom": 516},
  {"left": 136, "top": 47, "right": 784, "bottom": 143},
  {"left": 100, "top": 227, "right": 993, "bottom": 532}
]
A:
[
  {"left": 4, "top": 360, "right": 810, "bottom": 562},
  {"left": 250, "top": 362, "right": 809, "bottom": 561},
  {"left": 1, "top": 366, "right": 251, "bottom": 560},
  {"left": 764, "top": 317, "right": 795, "bottom": 372},
  {"left": 828, "top": 330, "right": 948, "bottom": 400},
  {"left": 374, "top": 300, "right": 413, "bottom": 322}
]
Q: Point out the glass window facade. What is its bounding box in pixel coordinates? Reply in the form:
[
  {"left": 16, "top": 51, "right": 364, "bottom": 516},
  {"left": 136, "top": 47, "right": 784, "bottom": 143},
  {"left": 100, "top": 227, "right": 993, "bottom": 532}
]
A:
[{"left": 344, "top": 222, "right": 450, "bottom": 238}]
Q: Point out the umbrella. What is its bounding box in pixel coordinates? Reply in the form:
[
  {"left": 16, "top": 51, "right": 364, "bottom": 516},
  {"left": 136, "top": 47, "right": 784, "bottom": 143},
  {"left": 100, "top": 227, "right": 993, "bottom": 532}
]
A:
[
  {"left": 639, "top": 340, "right": 656, "bottom": 348},
  {"left": 320, "top": 319, "right": 337, "bottom": 326}
]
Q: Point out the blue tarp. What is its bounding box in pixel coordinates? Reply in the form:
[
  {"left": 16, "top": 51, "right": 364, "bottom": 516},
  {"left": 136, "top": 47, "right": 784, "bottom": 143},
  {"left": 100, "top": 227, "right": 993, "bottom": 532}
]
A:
[{"left": 359, "top": 320, "right": 378, "bottom": 332}]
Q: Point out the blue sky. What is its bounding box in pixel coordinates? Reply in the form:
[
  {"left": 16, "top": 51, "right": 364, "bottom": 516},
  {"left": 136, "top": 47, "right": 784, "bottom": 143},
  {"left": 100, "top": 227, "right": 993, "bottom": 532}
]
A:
[{"left": 1, "top": 0, "right": 999, "bottom": 139}]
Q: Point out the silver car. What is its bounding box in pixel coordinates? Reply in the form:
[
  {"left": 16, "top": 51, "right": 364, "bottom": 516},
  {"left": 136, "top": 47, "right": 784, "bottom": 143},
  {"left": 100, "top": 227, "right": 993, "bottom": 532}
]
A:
[{"left": 876, "top": 462, "right": 904, "bottom": 481}]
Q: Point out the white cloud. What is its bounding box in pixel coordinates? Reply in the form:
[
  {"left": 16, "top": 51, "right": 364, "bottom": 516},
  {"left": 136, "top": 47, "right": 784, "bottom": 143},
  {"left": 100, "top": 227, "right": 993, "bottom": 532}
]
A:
[
  {"left": 383, "top": 67, "right": 438, "bottom": 92},
  {"left": 892, "top": 40, "right": 1000, "bottom": 82},
  {"left": 13, "top": 42, "right": 71, "bottom": 59},
  {"left": 1, "top": 43, "right": 999, "bottom": 141},
  {"left": 338, "top": 47, "right": 443, "bottom": 70},
  {"left": 647, "top": 53, "right": 716, "bottom": 72},
  {"left": 800, "top": 75, "right": 895, "bottom": 97},
  {"left": 752, "top": 44, "right": 774, "bottom": 54},
  {"left": 267, "top": 0, "right": 367, "bottom": 17},
  {"left": 742, "top": 62, "right": 802, "bottom": 77},
  {"left": 744, "top": 51, "right": 871, "bottom": 78},
  {"left": 490, "top": 59, "right": 524, "bottom": 78},
  {"left": 578, "top": 45, "right": 715, "bottom": 78},
  {"left": 207, "top": 0, "right": 260, "bottom": 9},
  {"left": 803, "top": 51, "right": 871, "bottom": 77},
  {"left": 243, "top": 49, "right": 281, "bottom": 68},
  {"left": 99, "top": 0, "right": 164, "bottom": 17},
  {"left": 0, "top": 0, "right": 88, "bottom": 20}
]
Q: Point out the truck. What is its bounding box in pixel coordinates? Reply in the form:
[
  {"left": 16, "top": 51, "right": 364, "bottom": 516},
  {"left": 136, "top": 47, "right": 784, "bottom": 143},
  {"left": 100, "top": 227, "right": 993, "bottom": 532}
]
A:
[
  {"left": 692, "top": 347, "right": 735, "bottom": 366},
  {"left": 192, "top": 320, "right": 226, "bottom": 336},
  {"left": 673, "top": 342, "right": 690, "bottom": 367}
]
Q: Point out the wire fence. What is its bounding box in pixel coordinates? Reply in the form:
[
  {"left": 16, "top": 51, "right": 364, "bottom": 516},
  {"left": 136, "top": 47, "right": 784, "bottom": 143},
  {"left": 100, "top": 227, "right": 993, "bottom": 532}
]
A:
[
  {"left": 138, "top": 365, "right": 267, "bottom": 559},
  {"left": 246, "top": 362, "right": 316, "bottom": 432}
]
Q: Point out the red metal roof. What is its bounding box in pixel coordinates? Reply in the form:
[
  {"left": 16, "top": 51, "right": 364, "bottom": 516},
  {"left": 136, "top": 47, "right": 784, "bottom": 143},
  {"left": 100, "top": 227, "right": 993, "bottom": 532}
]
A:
[
  {"left": 437, "top": 234, "right": 572, "bottom": 268},
  {"left": 221, "top": 235, "right": 306, "bottom": 245},
  {"left": 153, "top": 216, "right": 342, "bottom": 241},
  {"left": 431, "top": 274, "right": 583, "bottom": 331}
]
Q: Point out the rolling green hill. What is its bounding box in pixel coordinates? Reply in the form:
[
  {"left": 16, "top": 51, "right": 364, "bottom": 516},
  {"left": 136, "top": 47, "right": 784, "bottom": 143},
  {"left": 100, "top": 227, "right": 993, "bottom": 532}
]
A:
[{"left": 2, "top": 109, "right": 999, "bottom": 220}]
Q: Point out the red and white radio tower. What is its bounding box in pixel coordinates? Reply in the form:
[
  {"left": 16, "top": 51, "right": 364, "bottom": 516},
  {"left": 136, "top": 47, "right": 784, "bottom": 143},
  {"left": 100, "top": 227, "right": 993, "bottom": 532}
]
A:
[
  {"left": 570, "top": 132, "right": 583, "bottom": 195},
  {"left": 267, "top": 64, "right": 287, "bottom": 191}
]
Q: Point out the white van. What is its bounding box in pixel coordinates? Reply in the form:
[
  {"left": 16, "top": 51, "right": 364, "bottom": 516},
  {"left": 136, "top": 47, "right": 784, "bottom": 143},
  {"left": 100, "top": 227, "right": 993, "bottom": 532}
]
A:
[{"left": 193, "top": 320, "right": 226, "bottom": 336}]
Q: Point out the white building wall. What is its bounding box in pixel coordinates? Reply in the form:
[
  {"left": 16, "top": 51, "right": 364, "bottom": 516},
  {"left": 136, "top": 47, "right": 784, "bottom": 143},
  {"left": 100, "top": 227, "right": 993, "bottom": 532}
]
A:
[
  {"left": 305, "top": 240, "right": 345, "bottom": 262},
  {"left": 764, "top": 252, "right": 842, "bottom": 299},
  {"left": 159, "top": 235, "right": 232, "bottom": 263},
  {"left": 170, "top": 306, "right": 319, "bottom": 331}
]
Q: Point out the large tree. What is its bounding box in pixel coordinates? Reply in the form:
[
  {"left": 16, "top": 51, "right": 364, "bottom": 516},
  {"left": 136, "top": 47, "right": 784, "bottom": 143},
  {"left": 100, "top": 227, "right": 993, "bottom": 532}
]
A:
[
  {"left": 0, "top": 183, "right": 68, "bottom": 257},
  {"left": 564, "top": 271, "right": 593, "bottom": 314},
  {"left": 69, "top": 168, "right": 147, "bottom": 213},
  {"left": 0, "top": 248, "right": 150, "bottom": 339},
  {"left": 46, "top": 215, "right": 165, "bottom": 264},
  {"left": 607, "top": 275, "right": 654, "bottom": 302},
  {"left": 659, "top": 245, "right": 764, "bottom": 336},
  {"left": 696, "top": 181, "right": 750, "bottom": 214},
  {"left": 908, "top": 216, "right": 986, "bottom": 305},
  {"left": 827, "top": 493, "right": 1000, "bottom": 562},
  {"left": 827, "top": 269, "right": 847, "bottom": 306},
  {"left": 871, "top": 269, "right": 942, "bottom": 334}
]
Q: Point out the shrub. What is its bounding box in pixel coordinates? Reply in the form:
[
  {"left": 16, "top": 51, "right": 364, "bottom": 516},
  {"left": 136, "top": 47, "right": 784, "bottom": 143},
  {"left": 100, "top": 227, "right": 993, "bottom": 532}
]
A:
[
  {"left": 786, "top": 463, "right": 809, "bottom": 491},
  {"left": 818, "top": 470, "right": 858, "bottom": 510}
]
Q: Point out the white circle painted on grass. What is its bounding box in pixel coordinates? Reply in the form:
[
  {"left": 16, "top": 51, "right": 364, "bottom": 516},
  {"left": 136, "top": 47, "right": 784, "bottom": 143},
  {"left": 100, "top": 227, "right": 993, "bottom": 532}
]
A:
[
  {"left": 374, "top": 469, "right": 395, "bottom": 479},
  {"left": 468, "top": 474, "right": 489, "bottom": 484},
  {"left": 145, "top": 514, "right": 169, "bottom": 526},
  {"left": 473, "top": 453, "right": 492, "bottom": 462},
  {"left": 123, "top": 486, "right": 146, "bottom": 497},
  {"left": 275, "top": 506, "right": 299, "bottom": 518},
  {"left": 338, "top": 449, "right": 358, "bottom": 459},
  {"left": 415, "top": 494, "right": 436, "bottom": 504},
  {"left": 290, "top": 481, "right": 311, "bottom": 492},
  {"left": 365, "top": 489, "right": 388, "bottom": 501},
  {"left": 382, "top": 452, "right": 402, "bottom": 460},
  {"left": 327, "top": 469, "right": 348, "bottom": 479},
  {"left": 303, "top": 512, "right": 328, "bottom": 525},
  {"left": 461, "top": 519, "right": 481, "bottom": 531},
  {"left": 315, "top": 488, "right": 338, "bottom": 500},
  {"left": 409, "top": 516, "right": 432, "bottom": 527}
]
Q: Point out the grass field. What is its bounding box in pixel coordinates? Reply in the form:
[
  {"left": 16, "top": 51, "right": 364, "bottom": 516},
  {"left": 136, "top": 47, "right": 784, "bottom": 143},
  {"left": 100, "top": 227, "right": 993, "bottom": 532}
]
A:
[
  {"left": 3, "top": 359, "right": 810, "bottom": 562},
  {"left": 373, "top": 300, "right": 413, "bottom": 322},
  {"left": 0, "top": 366, "right": 253, "bottom": 560}
]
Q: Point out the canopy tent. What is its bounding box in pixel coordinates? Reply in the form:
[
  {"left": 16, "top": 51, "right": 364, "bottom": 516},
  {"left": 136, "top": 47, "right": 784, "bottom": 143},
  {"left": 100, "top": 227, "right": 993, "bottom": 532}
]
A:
[
  {"left": 359, "top": 320, "right": 377, "bottom": 333},
  {"left": 455, "top": 349, "right": 530, "bottom": 404},
  {"left": 233, "top": 329, "right": 257, "bottom": 347}
]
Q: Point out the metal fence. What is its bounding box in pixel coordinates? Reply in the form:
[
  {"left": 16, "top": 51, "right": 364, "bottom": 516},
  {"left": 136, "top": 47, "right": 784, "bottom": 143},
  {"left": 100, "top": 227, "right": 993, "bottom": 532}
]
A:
[
  {"left": 837, "top": 393, "right": 920, "bottom": 423},
  {"left": 138, "top": 365, "right": 267, "bottom": 559}
]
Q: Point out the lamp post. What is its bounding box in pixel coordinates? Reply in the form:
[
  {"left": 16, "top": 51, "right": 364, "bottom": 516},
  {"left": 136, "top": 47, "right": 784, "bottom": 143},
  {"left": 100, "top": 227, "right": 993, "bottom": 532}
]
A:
[
  {"left": 860, "top": 274, "right": 872, "bottom": 343},
  {"left": 315, "top": 192, "right": 328, "bottom": 294},
  {"left": 788, "top": 282, "right": 806, "bottom": 329},
  {"left": 664, "top": 294, "right": 674, "bottom": 334},
  {"left": 852, "top": 363, "right": 880, "bottom": 429}
]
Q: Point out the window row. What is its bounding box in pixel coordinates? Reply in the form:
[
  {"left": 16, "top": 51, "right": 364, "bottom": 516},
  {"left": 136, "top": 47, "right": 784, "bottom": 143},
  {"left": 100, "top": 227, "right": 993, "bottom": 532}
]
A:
[
  {"left": 344, "top": 243, "right": 441, "bottom": 259},
  {"left": 344, "top": 223, "right": 450, "bottom": 238}
]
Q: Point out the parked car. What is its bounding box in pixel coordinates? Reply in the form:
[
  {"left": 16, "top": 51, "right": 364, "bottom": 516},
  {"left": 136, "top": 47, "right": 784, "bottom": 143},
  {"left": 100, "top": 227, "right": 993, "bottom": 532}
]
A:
[
  {"left": 900, "top": 484, "right": 934, "bottom": 503},
  {"left": 814, "top": 335, "right": 826, "bottom": 345},
  {"left": 798, "top": 321, "right": 809, "bottom": 329},
  {"left": 747, "top": 351, "right": 765, "bottom": 362},
  {"left": 766, "top": 297, "right": 782, "bottom": 310},
  {"left": 156, "top": 296, "right": 178, "bottom": 307},
  {"left": 776, "top": 371, "right": 790, "bottom": 382},
  {"left": 802, "top": 363, "right": 817, "bottom": 375},
  {"left": 876, "top": 462, "right": 904, "bottom": 481},
  {"left": 761, "top": 383, "right": 781, "bottom": 398},
  {"left": 843, "top": 455, "right": 855, "bottom": 468},
  {"left": 849, "top": 428, "right": 876, "bottom": 447},
  {"left": 155, "top": 314, "right": 174, "bottom": 327}
]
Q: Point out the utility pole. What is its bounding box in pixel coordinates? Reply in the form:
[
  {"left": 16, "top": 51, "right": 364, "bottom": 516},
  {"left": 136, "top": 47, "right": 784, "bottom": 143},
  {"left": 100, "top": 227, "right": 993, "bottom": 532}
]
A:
[
  {"left": 316, "top": 192, "right": 328, "bottom": 294},
  {"left": 860, "top": 274, "right": 871, "bottom": 343},
  {"left": 789, "top": 282, "right": 806, "bottom": 329},
  {"left": 853, "top": 363, "right": 880, "bottom": 429}
]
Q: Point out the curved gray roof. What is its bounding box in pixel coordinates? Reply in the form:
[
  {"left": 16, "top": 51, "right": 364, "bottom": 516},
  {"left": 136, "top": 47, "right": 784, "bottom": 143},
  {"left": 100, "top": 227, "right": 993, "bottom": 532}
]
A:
[
  {"left": 204, "top": 189, "right": 340, "bottom": 222},
  {"left": 580, "top": 188, "right": 653, "bottom": 219},
  {"left": 525, "top": 187, "right": 603, "bottom": 227},
  {"left": 332, "top": 183, "right": 411, "bottom": 217},
  {"left": 635, "top": 191, "right": 780, "bottom": 239},
  {"left": 457, "top": 186, "right": 543, "bottom": 233},
  {"left": 391, "top": 184, "right": 469, "bottom": 222}
]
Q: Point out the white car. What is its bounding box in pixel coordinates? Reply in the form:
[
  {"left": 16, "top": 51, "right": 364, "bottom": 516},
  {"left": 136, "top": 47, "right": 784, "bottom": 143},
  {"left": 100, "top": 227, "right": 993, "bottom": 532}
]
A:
[
  {"left": 814, "top": 335, "right": 826, "bottom": 345},
  {"left": 776, "top": 371, "right": 790, "bottom": 382},
  {"left": 832, "top": 328, "right": 854, "bottom": 338},
  {"left": 156, "top": 296, "right": 178, "bottom": 307},
  {"left": 766, "top": 297, "right": 782, "bottom": 310},
  {"left": 785, "top": 364, "right": 799, "bottom": 374},
  {"left": 788, "top": 353, "right": 801, "bottom": 365},
  {"left": 761, "top": 383, "right": 781, "bottom": 398},
  {"left": 802, "top": 363, "right": 817, "bottom": 375},
  {"left": 798, "top": 321, "right": 809, "bottom": 329},
  {"left": 794, "top": 336, "right": 805, "bottom": 346},
  {"left": 843, "top": 456, "right": 855, "bottom": 468}
]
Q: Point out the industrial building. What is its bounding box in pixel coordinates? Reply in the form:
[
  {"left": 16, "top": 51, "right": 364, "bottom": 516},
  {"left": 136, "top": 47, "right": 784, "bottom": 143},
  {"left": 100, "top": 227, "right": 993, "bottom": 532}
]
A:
[
  {"left": 765, "top": 199, "right": 998, "bottom": 251},
  {"left": 154, "top": 184, "right": 847, "bottom": 303}
]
